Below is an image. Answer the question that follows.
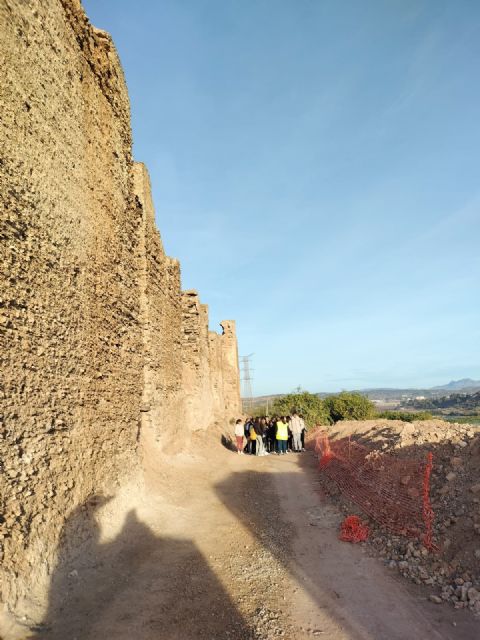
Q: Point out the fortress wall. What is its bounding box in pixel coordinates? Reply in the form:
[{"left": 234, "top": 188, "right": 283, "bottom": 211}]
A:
[
  {"left": 0, "top": 0, "right": 241, "bottom": 619},
  {"left": 219, "top": 321, "right": 242, "bottom": 418},
  {"left": 209, "top": 331, "right": 226, "bottom": 422},
  {"left": 181, "top": 291, "right": 214, "bottom": 431},
  {"left": 181, "top": 292, "right": 242, "bottom": 430},
  {"left": 134, "top": 163, "right": 184, "bottom": 454},
  {"left": 208, "top": 326, "right": 242, "bottom": 424},
  {"left": 0, "top": 0, "right": 142, "bottom": 613},
  {"left": 136, "top": 166, "right": 241, "bottom": 449}
]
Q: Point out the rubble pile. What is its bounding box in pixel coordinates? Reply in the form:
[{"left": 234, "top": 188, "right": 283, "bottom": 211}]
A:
[{"left": 311, "top": 419, "right": 480, "bottom": 616}]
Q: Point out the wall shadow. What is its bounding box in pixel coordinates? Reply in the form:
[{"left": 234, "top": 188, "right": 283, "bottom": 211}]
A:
[{"left": 33, "top": 495, "right": 254, "bottom": 640}]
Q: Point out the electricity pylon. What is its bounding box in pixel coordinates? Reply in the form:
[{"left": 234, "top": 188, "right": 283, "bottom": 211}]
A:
[{"left": 240, "top": 353, "right": 254, "bottom": 413}]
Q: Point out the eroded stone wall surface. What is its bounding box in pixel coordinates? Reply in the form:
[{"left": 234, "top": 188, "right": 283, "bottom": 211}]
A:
[
  {"left": 0, "top": 0, "right": 241, "bottom": 620},
  {"left": 219, "top": 321, "right": 242, "bottom": 416},
  {"left": 134, "top": 162, "right": 184, "bottom": 454},
  {"left": 182, "top": 292, "right": 213, "bottom": 430},
  {"left": 209, "top": 331, "right": 226, "bottom": 416},
  {"left": 1, "top": 0, "right": 142, "bottom": 616},
  {"left": 181, "top": 292, "right": 241, "bottom": 430}
]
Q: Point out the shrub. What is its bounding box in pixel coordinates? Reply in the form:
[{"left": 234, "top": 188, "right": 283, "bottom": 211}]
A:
[
  {"left": 271, "top": 391, "right": 330, "bottom": 428},
  {"left": 323, "top": 392, "right": 376, "bottom": 422}
]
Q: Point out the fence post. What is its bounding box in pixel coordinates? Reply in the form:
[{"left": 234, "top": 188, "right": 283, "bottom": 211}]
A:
[{"left": 422, "top": 452, "right": 435, "bottom": 550}]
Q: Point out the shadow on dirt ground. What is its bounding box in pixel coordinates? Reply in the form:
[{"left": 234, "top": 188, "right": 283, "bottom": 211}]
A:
[{"left": 34, "top": 495, "right": 253, "bottom": 640}]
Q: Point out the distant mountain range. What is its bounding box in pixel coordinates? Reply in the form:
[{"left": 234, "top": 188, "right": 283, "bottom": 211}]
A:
[
  {"left": 431, "top": 378, "right": 480, "bottom": 391},
  {"left": 340, "top": 379, "right": 480, "bottom": 404},
  {"left": 352, "top": 379, "right": 480, "bottom": 402},
  {"left": 248, "top": 379, "right": 480, "bottom": 404}
]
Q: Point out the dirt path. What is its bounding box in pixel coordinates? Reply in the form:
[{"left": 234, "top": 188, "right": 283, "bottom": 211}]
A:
[{"left": 36, "top": 442, "right": 478, "bottom": 639}]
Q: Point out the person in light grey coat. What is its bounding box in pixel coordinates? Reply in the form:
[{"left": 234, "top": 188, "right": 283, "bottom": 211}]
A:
[{"left": 290, "top": 412, "right": 303, "bottom": 452}]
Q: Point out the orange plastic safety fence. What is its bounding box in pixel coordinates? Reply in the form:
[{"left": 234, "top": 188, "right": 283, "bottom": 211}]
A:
[
  {"left": 340, "top": 515, "right": 369, "bottom": 543},
  {"left": 315, "top": 432, "right": 333, "bottom": 466},
  {"left": 315, "top": 432, "right": 435, "bottom": 549}
]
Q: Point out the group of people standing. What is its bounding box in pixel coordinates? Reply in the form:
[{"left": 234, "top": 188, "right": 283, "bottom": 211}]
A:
[{"left": 234, "top": 413, "right": 307, "bottom": 456}]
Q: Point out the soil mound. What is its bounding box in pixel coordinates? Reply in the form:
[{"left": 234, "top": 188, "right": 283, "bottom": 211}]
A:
[{"left": 309, "top": 419, "right": 480, "bottom": 616}]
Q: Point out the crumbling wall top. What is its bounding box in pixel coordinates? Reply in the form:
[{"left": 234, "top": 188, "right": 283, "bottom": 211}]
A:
[
  {"left": 59, "top": 0, "right": 130, "bottom": 122},
  {"left": 220, "top": 320, "right": 236, "bottom": 336}
]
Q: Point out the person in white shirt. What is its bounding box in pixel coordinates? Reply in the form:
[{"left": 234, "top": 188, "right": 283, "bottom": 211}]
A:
[{"left": 234, "top": 419, "right": 245, "bottom": 454}]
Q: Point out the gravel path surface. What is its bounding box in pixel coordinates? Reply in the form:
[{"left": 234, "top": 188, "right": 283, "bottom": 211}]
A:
[{"left": 31, "top": 441, "right": 479, "bottom": 639}]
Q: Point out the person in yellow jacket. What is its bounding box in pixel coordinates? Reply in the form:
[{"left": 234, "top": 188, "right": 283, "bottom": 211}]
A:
[
  {"left": 248, "top": 421, "right": 257, "bottom": 455},
  {"left": 275, "top": 417, "right": 288, "bottom": 455}
]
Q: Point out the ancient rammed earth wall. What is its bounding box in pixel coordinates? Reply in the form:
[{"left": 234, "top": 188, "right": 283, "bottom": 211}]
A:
[
  {"left": 134, "top": 163, "right": 185, "bottom": 456},
  {"left": 0, "top": 0, "right": 241, "bottom": 618},
  {"left": 181, "top": 293, "right": 241, "bottom": 431}
]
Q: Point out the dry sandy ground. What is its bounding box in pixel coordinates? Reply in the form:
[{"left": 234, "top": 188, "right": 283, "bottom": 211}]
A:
[{"left": 30, "top": 437, "right": 479, "bottom": 640}]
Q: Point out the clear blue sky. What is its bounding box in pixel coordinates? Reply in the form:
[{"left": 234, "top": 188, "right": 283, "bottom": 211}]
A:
[{"left": 83, "top": 0, "right": 480, "bottom": 395}]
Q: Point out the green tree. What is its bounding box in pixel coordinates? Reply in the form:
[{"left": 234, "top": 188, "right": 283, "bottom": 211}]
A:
[
  {"left": 271, "top": 391, "right": 330, "bottom": 427},
  {"left": 323, "top": 392, "right": 375, "bottom": 422}
]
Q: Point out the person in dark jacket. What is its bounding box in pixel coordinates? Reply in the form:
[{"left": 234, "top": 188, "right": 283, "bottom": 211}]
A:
[
  {"left": 266, "top": 418, "right": 276, "bottom": 452},
  {"left": 254, "top": 417, "right": 265, "bottom": 456}
]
